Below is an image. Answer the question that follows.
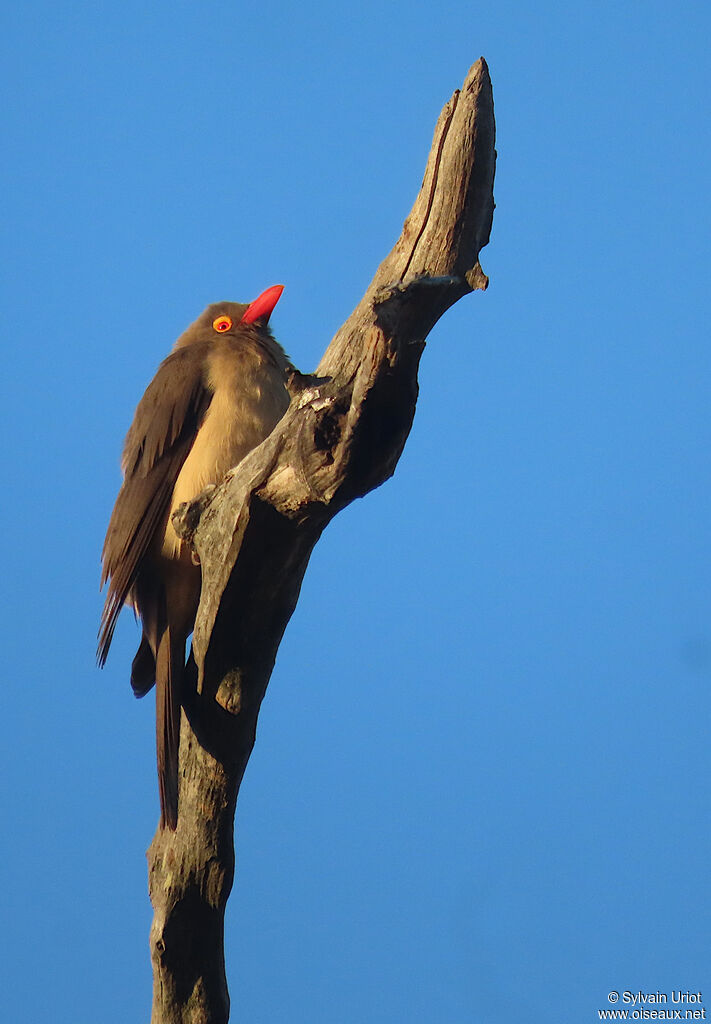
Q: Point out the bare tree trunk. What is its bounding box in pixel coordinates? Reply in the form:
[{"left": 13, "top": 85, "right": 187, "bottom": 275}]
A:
[{"left": 147, "top": 57, "right": 496, "bottom": 1024}]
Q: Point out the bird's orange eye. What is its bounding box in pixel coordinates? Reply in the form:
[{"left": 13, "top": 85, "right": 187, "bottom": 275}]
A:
[{"left": 212, "top": 315, "right": 232, "bottom": 332}]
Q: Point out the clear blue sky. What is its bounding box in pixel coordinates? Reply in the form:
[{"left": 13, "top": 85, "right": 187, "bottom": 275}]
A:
[{"left": 2, "top": 2, "right": 709, "bottom": 1022}]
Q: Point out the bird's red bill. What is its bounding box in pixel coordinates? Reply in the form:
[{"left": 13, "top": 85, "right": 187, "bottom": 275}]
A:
[{"left": 241, "top": 284, "right": 284, "bottom": 325}]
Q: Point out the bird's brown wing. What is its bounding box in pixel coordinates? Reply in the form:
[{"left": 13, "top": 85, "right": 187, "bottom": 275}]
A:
[{"left": 98, "top": 342, "right": 213, "bottom": 665}]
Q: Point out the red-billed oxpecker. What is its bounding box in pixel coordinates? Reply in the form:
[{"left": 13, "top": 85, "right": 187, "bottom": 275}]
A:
[{"left": 98, "top": 285, "right": 291, "bottom": 828}]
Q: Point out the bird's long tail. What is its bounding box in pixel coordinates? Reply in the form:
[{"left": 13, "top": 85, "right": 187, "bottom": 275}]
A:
[{"left": 156, "top": 626, "right": 183, "bottom": 830}]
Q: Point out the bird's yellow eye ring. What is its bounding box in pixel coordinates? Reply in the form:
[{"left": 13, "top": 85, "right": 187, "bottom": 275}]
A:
[{"left": 213, "top": 315, "right": 232, "bottom": 333}]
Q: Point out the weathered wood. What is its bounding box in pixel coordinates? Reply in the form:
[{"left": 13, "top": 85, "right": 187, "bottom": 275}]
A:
[{"left": 147, "top": 57, "right": 496, "bottom": 1024}]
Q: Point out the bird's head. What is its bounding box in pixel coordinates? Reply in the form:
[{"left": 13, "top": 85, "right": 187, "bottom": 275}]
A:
[{"left": 173, "top": 285, "right": 285, "bottom": 350}]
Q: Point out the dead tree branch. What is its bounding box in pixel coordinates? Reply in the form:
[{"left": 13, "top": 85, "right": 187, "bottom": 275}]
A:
[{"left": 147, "top": 57, "right": 495, "bottom": 1024}]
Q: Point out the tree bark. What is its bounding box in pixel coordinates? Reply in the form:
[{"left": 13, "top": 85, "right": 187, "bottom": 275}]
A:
[{"left": 147, "top": 57, "right": 496, "bottom": 1024}]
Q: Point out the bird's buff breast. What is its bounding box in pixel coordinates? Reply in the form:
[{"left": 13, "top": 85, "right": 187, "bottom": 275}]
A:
[{"left": 161, "top": 348, "right": 289, "bottom": 559}]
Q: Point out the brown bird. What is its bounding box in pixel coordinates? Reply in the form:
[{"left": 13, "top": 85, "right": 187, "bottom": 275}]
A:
[{"left": 98, "top": 285, "right": 292, "bottom": 829}]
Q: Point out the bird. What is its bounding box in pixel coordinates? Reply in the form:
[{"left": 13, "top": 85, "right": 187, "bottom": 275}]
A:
[{"left": 98, "top": 285, "right": 292, "bottom": 829}]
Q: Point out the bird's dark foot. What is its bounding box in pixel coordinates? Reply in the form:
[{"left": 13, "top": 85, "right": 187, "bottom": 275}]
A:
[{"left": 171, "top": 484, "right": 218, "bottom": 544}]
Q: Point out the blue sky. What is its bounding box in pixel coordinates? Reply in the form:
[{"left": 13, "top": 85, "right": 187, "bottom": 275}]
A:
[{"left": 2, "top": 2, "right": 710, "bottom": 1021}]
